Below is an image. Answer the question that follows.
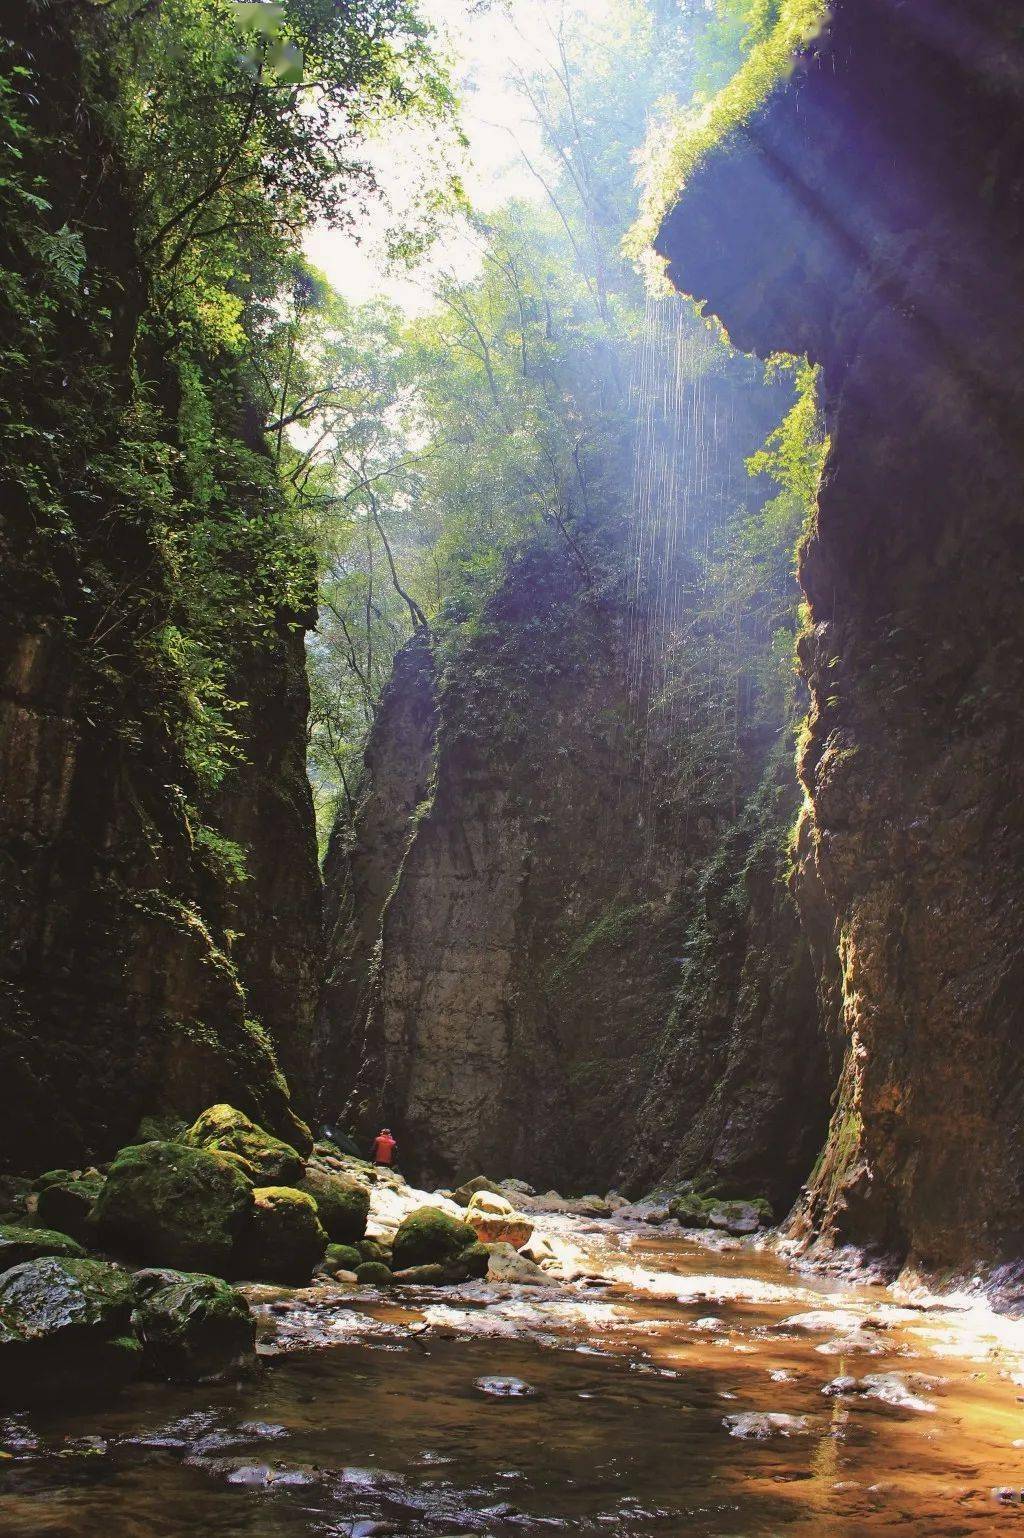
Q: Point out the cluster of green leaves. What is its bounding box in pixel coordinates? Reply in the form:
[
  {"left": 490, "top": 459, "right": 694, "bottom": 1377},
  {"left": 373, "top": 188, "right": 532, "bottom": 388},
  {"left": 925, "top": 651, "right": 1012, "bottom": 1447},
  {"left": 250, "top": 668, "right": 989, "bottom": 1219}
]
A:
[{"left": 1, "top": 0, "right": 454, "bottom": 880}]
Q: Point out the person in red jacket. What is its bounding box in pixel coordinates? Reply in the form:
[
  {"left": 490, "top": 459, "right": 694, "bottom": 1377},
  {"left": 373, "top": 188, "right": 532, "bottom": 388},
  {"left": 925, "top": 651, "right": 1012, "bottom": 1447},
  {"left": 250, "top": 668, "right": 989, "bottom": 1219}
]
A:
[{"left": 372, "top": 1127, "right": 397, "bottom": 1166}]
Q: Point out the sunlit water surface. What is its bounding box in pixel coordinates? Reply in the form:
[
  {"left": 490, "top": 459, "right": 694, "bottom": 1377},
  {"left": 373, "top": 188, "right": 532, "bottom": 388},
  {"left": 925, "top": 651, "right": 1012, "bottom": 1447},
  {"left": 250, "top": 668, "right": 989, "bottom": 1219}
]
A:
[{"left": 5, "top": 1221, "right": 1024, "bottom": 1536}]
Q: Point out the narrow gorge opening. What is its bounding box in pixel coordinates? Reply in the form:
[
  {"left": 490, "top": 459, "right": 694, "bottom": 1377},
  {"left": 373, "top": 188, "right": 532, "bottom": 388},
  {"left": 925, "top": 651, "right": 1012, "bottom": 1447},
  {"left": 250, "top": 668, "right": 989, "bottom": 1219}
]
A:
[{"left": 3, "top": 1, "right": 1024, "bottom": 1533}]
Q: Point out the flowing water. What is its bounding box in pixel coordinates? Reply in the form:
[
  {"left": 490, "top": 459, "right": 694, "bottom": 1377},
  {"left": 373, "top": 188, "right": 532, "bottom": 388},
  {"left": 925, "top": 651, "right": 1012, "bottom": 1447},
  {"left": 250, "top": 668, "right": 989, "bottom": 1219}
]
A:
[{"left": 5, "top": 1218, "right": 1024, "bottom": 1536}]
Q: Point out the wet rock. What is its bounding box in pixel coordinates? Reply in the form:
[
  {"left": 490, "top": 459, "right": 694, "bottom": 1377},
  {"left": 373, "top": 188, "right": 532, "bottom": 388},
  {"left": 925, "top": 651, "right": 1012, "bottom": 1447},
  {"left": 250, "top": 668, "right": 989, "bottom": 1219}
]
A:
[
  {"left": 93, "top": 1141, "right": 253, "bottom": 1273},
  {"left": 131, "top": 1268, "right": 256, "bottom": 1382},
  {"left": 782, "top": 1309, "right": 865, "bottom": 1334},
  {"left": 35, "top": 1172, "right": 104, "bottom": 1244},
  {"left": 233, "top": 1187, "right": 327, "bottom": 1285},
  {"left": 0, "top": 1256, "right": 140, "bottom": 1402},
  {"left": 298, "top": 1166, "right": 370, "bottom": 1244},
  {"left": 355, "top": 1261, "right": 394, "bottom": 1286},
  {"left": 392, "top": 1207, "right": 477, "bottom": 1270},
  {"left": 485, "top": 1243, "right": 547, "bottom": 1286},
  {"left": 475, "top": 1376, "right": 538, "bottom": 1397},
  {"left": 0, "top": 1223, "right": 86, "bottom": 1269},
  {"left": 184, "top": 1105, "right": 305, "bottom": 1186},
  {"left": 499, "top": 1178, "right": 536, "bottom": 1197},
  {"left": 708, "top": 1201, "right": 762, "bottom": 1236},
  {"left": 859, "top": 1372, "right": 937, "bottom": 1412},
  {"left": 822, "top": 1375, "right": 862, "bottom": 1396},
  {"left": 723, "top": 1411, "right": 810, "bottom": 1439}
]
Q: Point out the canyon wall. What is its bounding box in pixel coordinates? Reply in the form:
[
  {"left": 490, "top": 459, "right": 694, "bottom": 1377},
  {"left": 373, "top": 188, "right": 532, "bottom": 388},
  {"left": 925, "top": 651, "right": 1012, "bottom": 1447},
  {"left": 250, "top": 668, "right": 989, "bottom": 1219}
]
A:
[
  {"left": 657, "top": 0, "right": 1024, "bottom": 1269},
  {"left": 0, "top": 8, "right": 320, "bottom": 1168},
  {"left": 319, "top": 542, "right": 828, "bottom": 1200}
]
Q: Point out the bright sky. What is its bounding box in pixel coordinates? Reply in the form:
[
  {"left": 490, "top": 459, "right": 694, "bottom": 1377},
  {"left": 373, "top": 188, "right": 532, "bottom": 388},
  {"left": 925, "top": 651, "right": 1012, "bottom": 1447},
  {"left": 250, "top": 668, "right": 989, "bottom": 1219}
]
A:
[{"left": 303, "top": 0, "right": 567, "bottom": 311}]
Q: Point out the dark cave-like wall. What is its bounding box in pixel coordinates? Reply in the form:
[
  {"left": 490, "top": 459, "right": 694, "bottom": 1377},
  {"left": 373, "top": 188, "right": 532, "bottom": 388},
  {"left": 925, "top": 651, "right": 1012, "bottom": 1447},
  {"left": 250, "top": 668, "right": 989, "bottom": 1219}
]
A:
[{"left": 657, "top": 0, "right": 1024, "bottom": 1269}]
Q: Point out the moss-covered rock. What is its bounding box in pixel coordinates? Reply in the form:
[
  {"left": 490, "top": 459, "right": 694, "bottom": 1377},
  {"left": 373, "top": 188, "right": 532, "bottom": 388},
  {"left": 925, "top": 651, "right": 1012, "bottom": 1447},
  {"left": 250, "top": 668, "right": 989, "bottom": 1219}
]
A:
[
  {"left": 298, "top": 1166, "right": 369, "bottom": 1244},
  {"left": 392, "top": 1207, "right": 477, "bottom": 1271},
  {"left": 460, "top": 1241, "right": 491, "bottom": 1279},
  {"left": 93, "top": 1141, "right": 252, "bottom": 1273},
  {"left": 668, "top": 1193, "right": 714, "bottom": 1228},
  {"left": 184, "top": 1104, "right": 305, "bottom": 1186},
  {"left": 131, "top": 1267, "right": 255, "bottom": 1383},
  {"left": 31, "top": 1169, "right": 73, "bottom": 1194},
  {"left": 391, "top": 1262, "right": 450, "bottom": 1284},
  {"left": 0, "top": 1223, "right": 87, "bottom": 1269},
  {"left": 322, "top": 1243, "right": 363, "bottom": 1273},
  {"left": 0, "top": 1257, "right": 140, "bottom": 1402},
  {"left": 232, "top": 1186, "right": 327, "bottom": 1285},
  {"left": 354, "top": 1261, "right": 393, "bottom": 1285},
  {"left": 357, "top": 1238, "right": 392, "bottom": 1265},
  {"left": 35, "top": 1173, "right": 104, "bottom": 1244}
]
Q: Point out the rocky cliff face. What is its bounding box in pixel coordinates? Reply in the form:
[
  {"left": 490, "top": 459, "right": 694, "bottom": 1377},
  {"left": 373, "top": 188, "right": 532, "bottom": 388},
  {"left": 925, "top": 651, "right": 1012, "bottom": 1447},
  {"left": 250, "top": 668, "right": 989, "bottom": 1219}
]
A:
[
  {"left": 657, "top": 0, "right": 1024, "bottom": 1270},
  {"left": 0, "top": 9, "right": 320, "bottom": 1168},
  {"left": 320, "top": 544, "right": 827, "bottom": 1201}
]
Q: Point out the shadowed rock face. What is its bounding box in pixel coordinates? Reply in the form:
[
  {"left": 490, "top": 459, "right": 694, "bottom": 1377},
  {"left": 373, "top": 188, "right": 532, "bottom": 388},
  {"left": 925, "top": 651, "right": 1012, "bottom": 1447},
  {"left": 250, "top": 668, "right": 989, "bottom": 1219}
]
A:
[
  {"left": 0, "top": 8, "right": 320, "bottom": 1168},
  {"left": 657, "top": 0, "right": 1024, "bottom": 1267},
  {"left": 319, "top": 546, "right": 827, "bottom": 1202}
]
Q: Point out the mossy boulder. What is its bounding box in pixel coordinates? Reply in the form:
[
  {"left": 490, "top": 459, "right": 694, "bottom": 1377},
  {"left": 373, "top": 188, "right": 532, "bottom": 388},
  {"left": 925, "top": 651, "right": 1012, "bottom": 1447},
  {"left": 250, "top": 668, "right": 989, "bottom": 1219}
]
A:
[
  {"left": 232, "top": 1187, "right": 327, "bottom": 1285},
  {"left": 93, "top": 1142, "right": 252, "bottom": 1273},
  {"left": 298, "top": 1166, "right": 369, "bottom": 1244},
  {"left": 131, "top": 1268, "right": 255, "bottom": 1383},
  {"left": 0, "top": 1223, "right": 87, "bottom": 1270},
  {"left": 392, "top": 1207, "right": 477, "bottom": 1271},
  {"left": 0, "top": 1257, "right": 140, "bottom": 1402},
  {"left": 668, "top": 1193, "right": 715, "bottom": 1228},
  {"left": 322, "top": 1244, "right": 363, "bottom": 1273},
  {"left": 184, "top": 1104, "right": 305, "bottom": 1186},
  {"left": 354, "top": 1261, "right": 393, "bottom": 1286},
  {"left": 35, "top": 1173, "right": 104, "bottom": 1244},
  {"left": 31, "top": 1169, "right": 74, "bottom": 1194}
]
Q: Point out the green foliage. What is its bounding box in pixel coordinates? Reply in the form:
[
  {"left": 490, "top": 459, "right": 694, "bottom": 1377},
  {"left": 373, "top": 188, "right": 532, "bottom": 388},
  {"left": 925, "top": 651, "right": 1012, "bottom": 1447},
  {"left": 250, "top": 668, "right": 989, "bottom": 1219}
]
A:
[{"left": 628, "top": 0, "right": 829, "bottom": 261}]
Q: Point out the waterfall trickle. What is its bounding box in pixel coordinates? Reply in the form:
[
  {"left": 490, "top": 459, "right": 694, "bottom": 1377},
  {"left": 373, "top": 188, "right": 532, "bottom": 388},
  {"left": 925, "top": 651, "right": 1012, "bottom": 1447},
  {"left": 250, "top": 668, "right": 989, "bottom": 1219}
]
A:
[{"left": 624, "top": 294, "right": 750, "bottom": 873}]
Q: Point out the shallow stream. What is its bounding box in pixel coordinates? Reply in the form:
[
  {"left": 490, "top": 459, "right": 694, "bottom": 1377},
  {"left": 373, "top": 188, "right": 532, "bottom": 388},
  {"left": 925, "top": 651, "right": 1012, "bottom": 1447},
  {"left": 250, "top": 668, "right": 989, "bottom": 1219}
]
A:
[{"left": 5, "top": 1219, "right": 1024, "bottom": 1536}]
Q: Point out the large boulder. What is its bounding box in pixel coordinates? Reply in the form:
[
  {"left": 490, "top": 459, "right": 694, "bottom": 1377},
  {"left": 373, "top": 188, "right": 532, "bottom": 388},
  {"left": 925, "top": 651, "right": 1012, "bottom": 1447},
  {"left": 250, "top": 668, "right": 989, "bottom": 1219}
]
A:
[
  {"left": 131, "top": 1268, "right": 255, "bottom": 1382},
  {"left": 392, "top": 1207, "right": 477, "bottom": 1271},
  {"left": 93, "top": 1142, "right": 253, "bottom": 1273},
  {"left": 184, "top": 1105, "right": 305, "bottom": 1186},
  {"left": 232, "top": 1187, "right": 327, "bottom": 1285},
  {"left": 35, "top": 1173, "right": 104, "bottom": 1244},
  {"left": 466, "top": 1191, "right": 533, "bottom": 1248},
  {"left": 0, "top": 1257, "right": 140, "bottom": 1401},
  {"left": 0, "top": 1223, "right": 86, "bottom": 1269},
  {"left": 298, "top": 1166, "right": 369, "bottom": 1244},
  {"left": 486, "top": 1243, "right": 547, "bottom": 1286}
]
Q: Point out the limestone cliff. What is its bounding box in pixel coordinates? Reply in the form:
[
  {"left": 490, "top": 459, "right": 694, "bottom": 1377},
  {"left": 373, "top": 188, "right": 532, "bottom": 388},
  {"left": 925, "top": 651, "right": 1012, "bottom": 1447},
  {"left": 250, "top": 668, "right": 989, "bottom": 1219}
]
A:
[
  {"left": 0, "top": 7, "right": 320, "bottom": 1168},
  {"left": 320, "top": 542, "right": 827, "bottom": 1201},
  {"left": 656, "top": 0, "right": 1024, "bottom": 1268}
]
